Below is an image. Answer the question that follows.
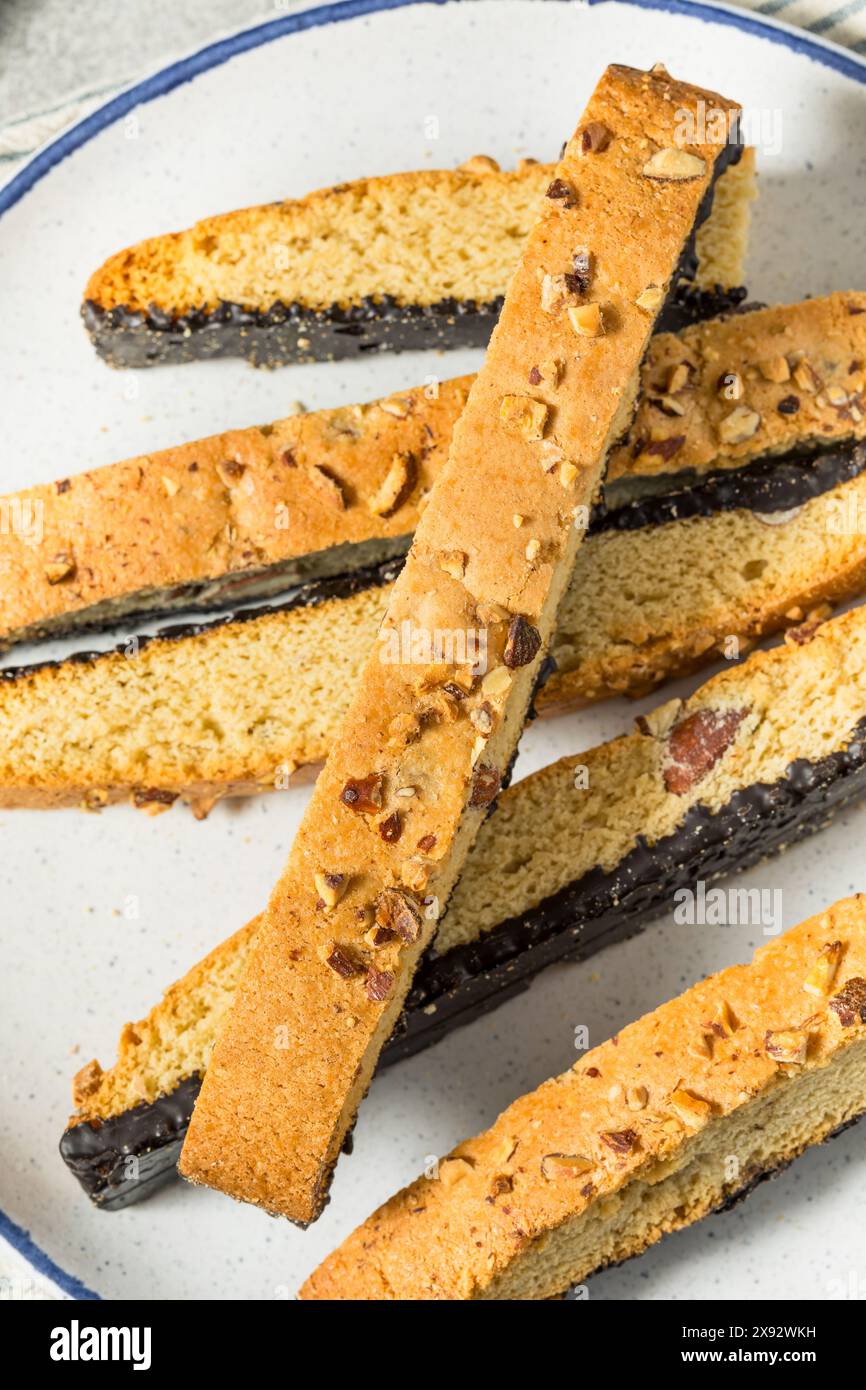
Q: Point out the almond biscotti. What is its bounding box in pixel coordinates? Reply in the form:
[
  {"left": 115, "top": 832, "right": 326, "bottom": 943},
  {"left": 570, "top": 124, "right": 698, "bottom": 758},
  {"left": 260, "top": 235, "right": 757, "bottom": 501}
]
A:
[
  {"left": 3, "top": 291, "right": 863, "bottom": 654},
  {"left": 302, "top": 894, "right": 866, "bottom": 1299},
  {"left": 178, "top": 63, "right": 744, "bottom": 1223},
  {"left": 61, "top": 603, "right": 866, "bottom": 1209},
  {"left": 0, "top": 378, "right": 467, "bottom": 650},
  {"left": 82, "top": 149, "right": 754, "bottom": 369},
  {"left": 5, "top": 441, "right": 866, "bottom": 812}
]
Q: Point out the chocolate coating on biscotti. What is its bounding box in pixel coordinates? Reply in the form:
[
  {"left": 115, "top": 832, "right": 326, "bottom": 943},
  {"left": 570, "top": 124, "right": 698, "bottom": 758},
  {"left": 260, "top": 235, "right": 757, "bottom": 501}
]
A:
[
  {"left": 81, "top": 283, "right": 749, "bottom": 371},
  {"left": 0, "top": 556, "right": 404, "bottom": 683},
  {"left": 592, "top": 438, "right": 866, "bottom": 533},
  {"left": 82, "top": 294, "right": 505, "bottom": 369},
  {"left": 81, "top": 148, "right": 743, "bottom": 370},
  {"left": 59, "top": 712, "right": 866, "bottom": 1208}
]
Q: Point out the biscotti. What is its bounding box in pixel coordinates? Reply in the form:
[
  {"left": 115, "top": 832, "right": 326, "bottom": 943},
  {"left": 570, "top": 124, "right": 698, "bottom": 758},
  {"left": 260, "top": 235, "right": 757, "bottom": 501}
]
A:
[
  {"left": 609, "top": 288, "right": 866, "bottom": 500},
  {"left": 82, "top": 148, "right": 754, "bottom": 369},
  {"left": 3, "top": 291, "right": 864, "bottom": 654},
  {"left": 0, "top": 378, "right": 467, "bottom": 650},
  {"left": 7, "top": 440, "right": 866, "bottom": 812},
  {"left": 178, "top": 64, "right": 744, "bottom": 1224},
  {"left": 301, "top": 895, "right": 866, "bottom": 1299},
  {"left": 62, "top": 528, "right": 866, "bottom": 1211}
]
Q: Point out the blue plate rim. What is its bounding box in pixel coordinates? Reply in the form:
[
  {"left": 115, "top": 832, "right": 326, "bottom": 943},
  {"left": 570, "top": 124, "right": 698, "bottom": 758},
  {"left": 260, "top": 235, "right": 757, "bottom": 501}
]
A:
[{"left": 1, "top": 0, "right": 866, "bottom": 218}]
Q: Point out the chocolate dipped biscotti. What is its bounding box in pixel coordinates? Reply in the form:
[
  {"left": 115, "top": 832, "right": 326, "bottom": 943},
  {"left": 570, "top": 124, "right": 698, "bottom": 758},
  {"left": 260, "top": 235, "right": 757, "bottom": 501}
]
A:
[
  {"left": 177, "top": 63, "right": 744, "bottom": 1224},
  {"left": 4, "top": 440, "right": 865, "bottom": 813},
  {"left": 62, "top": 604, "right": 866, "bottom": 1208},
  {"left": 4, "top": 295, "right": 866, "bottom": 814},
  {"left": 82, "top": 148, "right": 754, "bottom": 369},
  {"left": 1, "top": 291, "right": 861, "bottom": 654},
  {"left": 302, "top": 895, "right": 866, "bottom": 1299}
]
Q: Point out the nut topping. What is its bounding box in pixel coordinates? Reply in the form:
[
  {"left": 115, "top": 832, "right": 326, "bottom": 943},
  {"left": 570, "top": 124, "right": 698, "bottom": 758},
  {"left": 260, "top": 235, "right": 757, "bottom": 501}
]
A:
[
  {"left": 529, "top": 357, "right": 564, "bottom": 388},
  {"left": 567, "top": 303, "right": 604, "bottom": 338},
  {"left": 326, "top": 945, "right": 361, "bottom": 979},
  {"left": 643, "top": 435, "right": 685, "bottom": 461},
  {"left": 469, "top": 763, "right": 501, "bottom": 807},
  {"left": 364, "top": 924, "right": 396, "bottom": 949},
  {"left": 541, "top": 1152, "right": 594, "bottom": 1179},
  {"left": 470, "top": 702, "right": 495, "bottom": 736},
  {"left": 717, "top": 405, "right": 761, "bottom": 445},
  {"left": 636, "top": 697, "right": 682, "bottom": 740},
  {"left": 636, "top": 285, "right": 664, "bottom": 312},
  {"left": 438, "top": 1156, "right": 474, "bottom": 1186},
  {"left": 340, "top": 772, "right": 385, "bottom": 814},
  {"left": 314, "top": 871, "right": 348, "bottom": 910},
  {"left": 758, "top": 356, "right": 790, "bottom": 384},
  {"left": 539, "top": 439, "right": 564, "bottom": 473},
  {"left": 499, "top": 394, "right": 549, "bottom": 442},
  {"left": 663, "top": 707, "right": 748, "bottom": 795},
  {"left": 803, "top": 941, "right": 843, "bottom": 997},
  {"left": 308, "top": 464, "right": 346, "bottom": 510},
  {"left": 377, "top": 811, "right": 403, "bottom": 844},
  {"left": 577, "top": 121, "right": 611, "bottom": 155},
  {"left": 669, "top": 1087, "right": 711, "bottom": 1126},
  {"left": 503, "top": 614, "right": 542, "bottom": 668},
  {"left": 44, "top": 553, "right": 76, "bottom": 585},
  {"left": 545, "top": 177, "right": 577, "bottom": 208},
  {"left": 829, "top": 977, "right": 866, "bottom": 1027},
  {"left": 600, "top": 1128, "right": 639, "bottom": 1155},
  {"left": 626, "top": 1085, "right": 648, "bottom": 1111},
  {"left": 481, "top": 666, "right": 512, "bottom": 698},
  {"left": 216, "top": 459, "right": 246, "bottom": 485},
  {"left": 571, "top": 247, "right": 591, "bottom": 294},
  {"left": 400, "top": 857, "right": 431, "bottom": 893},
  {"left": 764, "top": 1028, "right": 809, "bottom": 1064},
  {"left": 438, "top": 549, "right": 466, "bottom": 580},
  {"left": 369, "top": 451, "right": 416, "bottom": 517},
  {"left": 710, "top": 1000, "right": 737, "bottom": 1038},
  {"left": 365, "top": 967, "right": 394, "bottom": 1001},
  {"left": 540, "top": 272, "right": 580, "bottom": 315},
  {"left": 792, "top": 359, "right": 822, "bottom": 394},
  {"left": 652, "top": 393, "right": 686, "bottom": 417},
  {"left": 642, "top": 148, "right": 706, "bottom": 181},
  {"left": 131, "top": 788, "right": 178, "bottom": 816},
  {"left": 459, "top": 154, "right": 499, "bottom": 174},
  {"left": 524, "top": 537, "right": 541, "bottom": 563},
  {"left": 666, "top": 362, "right": 691, "bottom": 394},
  {"left": 375, "top": 887, "right": 424, "bottom": 943}
]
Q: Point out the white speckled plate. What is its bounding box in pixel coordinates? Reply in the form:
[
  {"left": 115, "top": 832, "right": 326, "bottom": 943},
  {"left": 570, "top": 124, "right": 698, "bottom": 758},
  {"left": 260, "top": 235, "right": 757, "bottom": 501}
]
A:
[{"left": 1, "top": 0, "right": 866, "bottom": 1302}]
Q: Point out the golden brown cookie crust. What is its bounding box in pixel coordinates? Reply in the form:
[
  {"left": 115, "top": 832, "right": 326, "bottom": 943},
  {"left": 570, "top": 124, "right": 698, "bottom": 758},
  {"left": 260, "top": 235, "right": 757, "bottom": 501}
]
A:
[
  {"left": 177, "top": 63, "right": 742, "bottom": 1224},
  {"left": 3, "top": 292, "right": 863, "bottom": 651},
  {"left": 301, "top": 895, "right": 866, "bottom": 1300}
]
